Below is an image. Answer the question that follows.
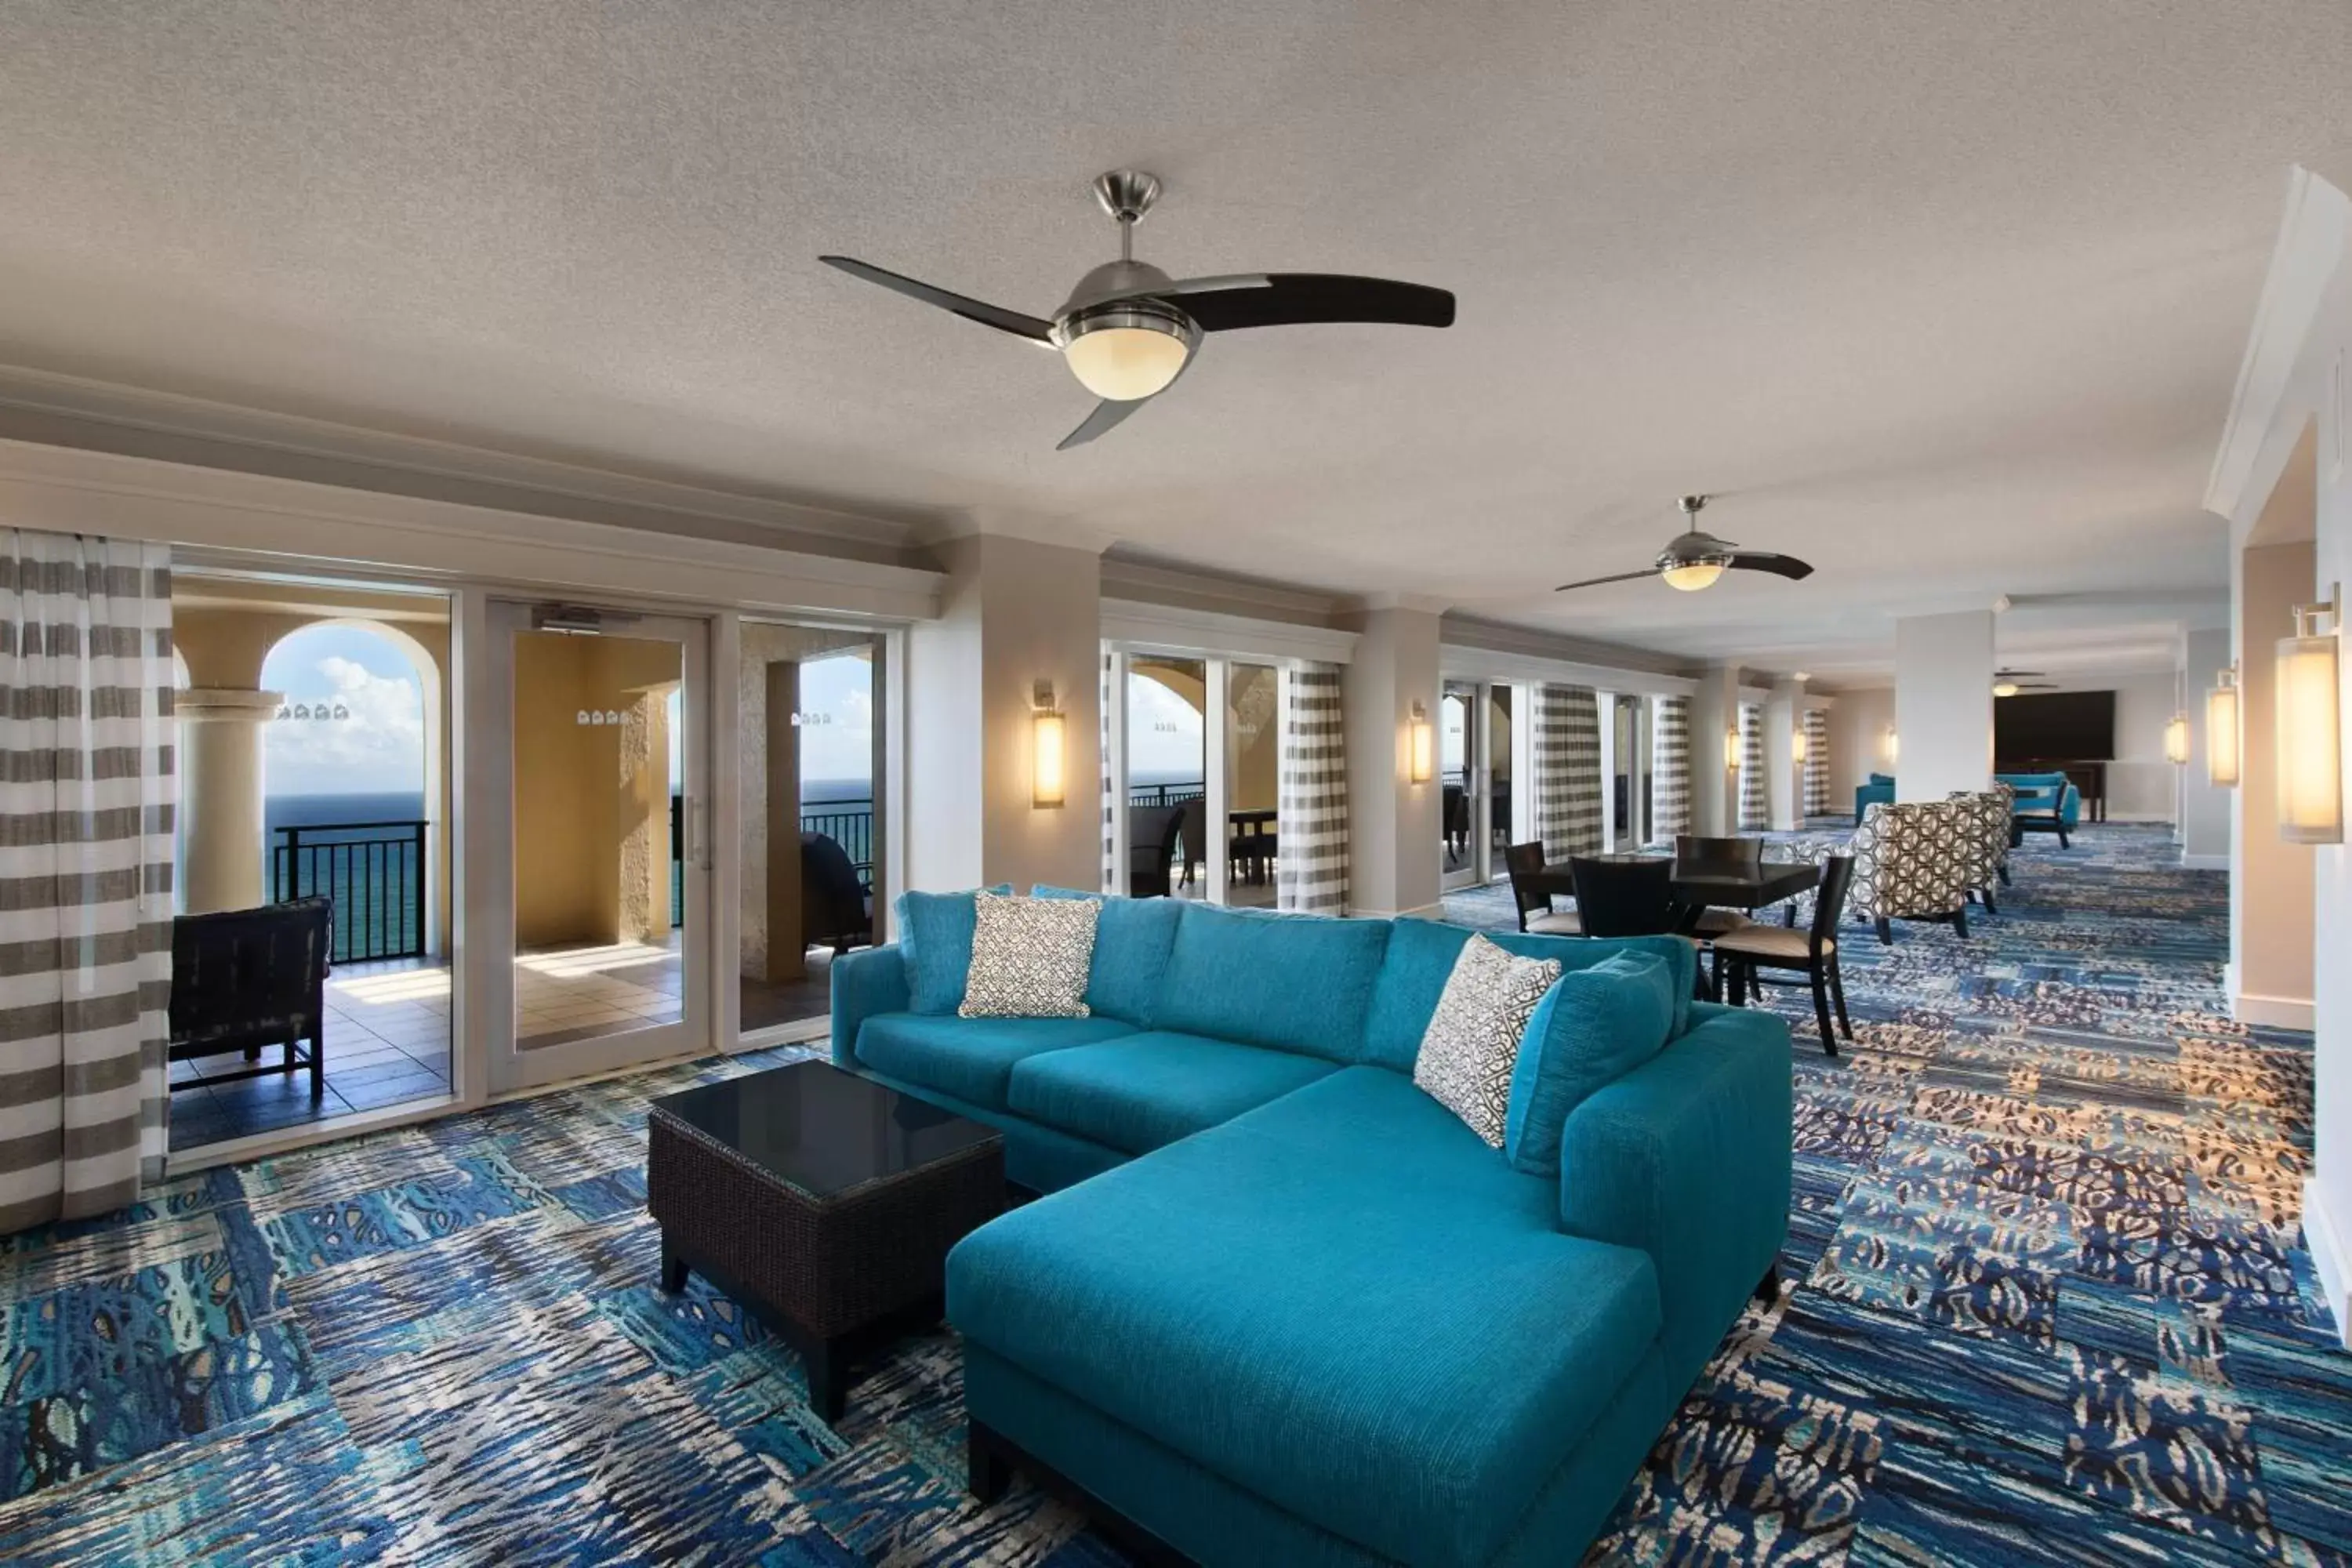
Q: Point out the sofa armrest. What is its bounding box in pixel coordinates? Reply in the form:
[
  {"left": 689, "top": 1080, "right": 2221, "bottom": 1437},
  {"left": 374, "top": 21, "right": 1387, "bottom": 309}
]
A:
[
  {"left": 1557, "top": 1003, "right": 1791, "bottom": 1369},
  {"left": 829, "top": 945, "right": 910, "bottom": 1069}
]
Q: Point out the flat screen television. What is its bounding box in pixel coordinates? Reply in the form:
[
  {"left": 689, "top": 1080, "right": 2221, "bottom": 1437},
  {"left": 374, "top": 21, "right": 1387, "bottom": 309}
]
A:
[{"left": 1994, "top": 691, "right": 2114, "bottom": 763}]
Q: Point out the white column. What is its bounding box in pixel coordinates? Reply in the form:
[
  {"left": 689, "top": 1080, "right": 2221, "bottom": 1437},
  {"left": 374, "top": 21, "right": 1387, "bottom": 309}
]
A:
[
  {"left": 1766, "top": 677, "right": 1801, "bottom": 829},
  {"left": 1687, "top": 663, "right": 1740, "bottom": 837},
  {"left": 179, "top": 688, "right": 281, "bottom": 913},
  {"left": 2180, "top": 627, "right": 2231, "bottom": 868},
  {"left": 1895, "top": 611, "right": 1995, "bottom": 802}
]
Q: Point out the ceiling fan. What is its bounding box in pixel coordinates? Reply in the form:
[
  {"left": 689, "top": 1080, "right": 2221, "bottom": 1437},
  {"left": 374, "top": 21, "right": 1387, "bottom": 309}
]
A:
[
  {"left": 1553, "top": 495, "right": 1815, "bottom": 595},
  {"left": 820, "top": 169, "right": 1456, "bottom": 449},
  {"left": 1993, "top": 669, "right": 2056, "bottom": 697}
]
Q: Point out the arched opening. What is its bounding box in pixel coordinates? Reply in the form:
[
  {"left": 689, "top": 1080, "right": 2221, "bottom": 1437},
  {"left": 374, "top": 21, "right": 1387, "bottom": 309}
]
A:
[{"left": 256, "top": 622, "right": 435, "bottom": 960}]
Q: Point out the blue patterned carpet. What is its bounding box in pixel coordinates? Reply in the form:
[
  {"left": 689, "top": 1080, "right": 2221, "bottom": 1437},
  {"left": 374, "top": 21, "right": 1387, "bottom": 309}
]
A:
[{"left": 2, "top": 825, "right": 2346, "bottom": 1564}]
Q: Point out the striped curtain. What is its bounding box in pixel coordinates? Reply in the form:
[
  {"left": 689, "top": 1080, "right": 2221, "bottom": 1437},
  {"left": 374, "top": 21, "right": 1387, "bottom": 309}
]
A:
[
  {"left": 1099, "top": 649, "right": 1116, "bottom": 894},
  {"left": 1536, "top": 684, "right": 1602, "bottom": 862},
  {"left": 1276, "top": 662, "right": 1348, "bottom": 913},
  {"left": 1737, "top": 702, "right": 1766, "bottom": 831},
  {"left": 1, "top": 532, "right": 175, "bottom": 1233},
  {"left": 1652, "top": 695, "right": 1691, "bottom": 839},
  {"left": 1802, "top": 708, "right": 1831, "bottom": 818}
]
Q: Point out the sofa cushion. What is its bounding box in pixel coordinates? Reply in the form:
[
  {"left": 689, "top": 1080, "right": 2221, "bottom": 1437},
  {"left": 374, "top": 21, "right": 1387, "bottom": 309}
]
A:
[
  {"left": 855, "top": 1012, "right": 1135, "bottom": 1111},
  {"left": 1504, "top": 951, "right": 1677, "bottom": 1178},
  {"left": 1030, "top": 886, "right": 1184, "bottom": 1026},
  {"left": 1149, "top": 902, "right": 1392, "bottom": 1062},
  {"left": 1005, "top": 1031, "right": 1338, "bottom": 1154},
  {"left": 949, "top": 1066, "right": 1663, "bottom": 1568},
  {"left": 960, "top": 892, "right": 1100, "bottom": 1018},
  {"left": 1361, "top": 919, "right": 1693, "bottom": 1073},
  {"left": 895, "top": 885, "right": 1013, "bottom": 1014},
  {"left": 1412, "top": 933, "right": 1562, "bottom": 1148}
]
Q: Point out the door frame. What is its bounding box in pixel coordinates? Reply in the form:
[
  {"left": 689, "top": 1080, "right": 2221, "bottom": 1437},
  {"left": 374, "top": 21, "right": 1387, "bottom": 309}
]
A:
[{"left": 477, "top": 597, "right": 713, "bottom": 1093}]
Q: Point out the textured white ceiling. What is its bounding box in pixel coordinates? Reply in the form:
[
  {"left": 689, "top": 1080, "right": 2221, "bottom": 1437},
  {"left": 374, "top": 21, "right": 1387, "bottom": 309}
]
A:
[{"left": 2, "top": 1, "right": 2348, "bottom": 673}]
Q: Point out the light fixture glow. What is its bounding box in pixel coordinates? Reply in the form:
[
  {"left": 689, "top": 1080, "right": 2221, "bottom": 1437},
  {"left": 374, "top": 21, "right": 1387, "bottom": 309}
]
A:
[
  {"left": 1791, "top": 727, "right": 1808, "bottom": 764},
  {"left": 1409, "top": 701, "right": 1435, "bottom": 784},
  {"left": 2206, "top": 666, "right": 2240, "bottom": 788},
  {"left": 1661, "top": 558, "right": 1728, "bottom": 592},
  {"left": 2163, "top": 713, "right": 2190, "bottom": 767},
  {"left": 1062, "top": 326, "right": 1189, "bottom": 401},
  {"left": 1031, "top": 680, "right": 1066, "bottom": 809},
  {"left": 1885, "top": 728, "right": 1900, "bottom": 765},
  {"left": 1993, "top": 681, "right": 2020, "bottom": 699},
  {"left": 1726, "top": 727, "right": 1741, "bottom": 773},
  {"left": 2277, "top": 586, "right": 2342, "bottom": 844}
]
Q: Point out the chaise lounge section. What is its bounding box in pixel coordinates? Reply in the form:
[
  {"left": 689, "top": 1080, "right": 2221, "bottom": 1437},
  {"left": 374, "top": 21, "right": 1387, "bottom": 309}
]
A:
[{"left": 830, "top": 894, "right": 1792, "bottom": 1565}]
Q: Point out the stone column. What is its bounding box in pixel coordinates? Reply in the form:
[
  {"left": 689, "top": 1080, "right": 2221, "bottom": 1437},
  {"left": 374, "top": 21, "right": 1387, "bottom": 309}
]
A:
[
  {"left": 179, "top": 688, "right": 281, "bottom": 913},
  {"left": 1687, "top": 664, "right": 1740, "bottom": 837}
]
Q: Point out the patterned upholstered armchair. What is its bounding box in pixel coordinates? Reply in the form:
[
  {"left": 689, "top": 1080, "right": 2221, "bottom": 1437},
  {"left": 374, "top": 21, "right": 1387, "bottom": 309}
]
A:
[
  {"left": 1846, "top": 800, "right": 1972, "bottom": 943},
  {"left": 1944, "top": 788, "right": 2010, "bottom": 915}
]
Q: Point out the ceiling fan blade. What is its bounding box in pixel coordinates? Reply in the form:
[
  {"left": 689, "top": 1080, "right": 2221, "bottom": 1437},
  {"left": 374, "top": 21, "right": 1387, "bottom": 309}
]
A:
[
  {"left": 1156, "top": 274, "right": 1456, "bottom": 333},
  {"left": 818, "top": 256, "right": 1054, "bottom": 343},
  {"left": 1554, "top": 568, "right": 1662, "bottom": 593},
  {"left": 1057, "top": 398, "right": 1147, "bottom": 450},
  {"left": 1726, "top": 552, "right": 1814, "bottom": 581}
]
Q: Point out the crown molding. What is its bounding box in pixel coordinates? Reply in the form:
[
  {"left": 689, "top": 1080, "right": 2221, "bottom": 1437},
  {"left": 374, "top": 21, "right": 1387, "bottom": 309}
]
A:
[
  {"left": 0, "top": 363, "right": 931, "bottom": 560},
  {"left": 2205, "top": 165, "right": 2351, "bottom": 532},
  {"left": 0, "top": 435, "right": 944, "bottom": 622},
  {"left": 1101, "top": 597, "right": 1358, "bottom": 666},
  {"left": 1098, "top": 554, "right": 1348, "bottom": 628}
]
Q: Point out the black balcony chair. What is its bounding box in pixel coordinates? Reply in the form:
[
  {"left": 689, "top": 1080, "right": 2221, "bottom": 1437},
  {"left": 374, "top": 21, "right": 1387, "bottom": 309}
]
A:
[
  {"left": 1128, "top": 804, "right": 1185, "bottom": 898},
  {"left": 800, "top": 831, "right": 873, "bottom": 956},
  {"left": 1442, "top": 783, "right": 1470, "bottom": 864},
  {"left": 1176, "top": 797, "right": 1207, "bottom": 889},
  {"left": 1710, "top": 854, "right": 1857, "bottom": 1056},
  {"left": 168, "top": 896, "right": 334, "bottom": 1100},
  {"left": 1502, "top": 841, "right": 1580, "bottom": 935}
]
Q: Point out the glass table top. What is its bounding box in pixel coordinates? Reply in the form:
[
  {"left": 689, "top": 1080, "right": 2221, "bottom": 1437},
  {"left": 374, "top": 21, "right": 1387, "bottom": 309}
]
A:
[{"left": 651, "top": 1060, "right": 999, "bottom": 1201}]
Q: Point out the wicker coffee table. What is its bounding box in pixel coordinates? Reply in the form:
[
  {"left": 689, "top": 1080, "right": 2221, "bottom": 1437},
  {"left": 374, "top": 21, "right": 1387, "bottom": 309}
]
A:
[{"left": 647, "top": 1059, "right": 1005, "bottom": 1421}]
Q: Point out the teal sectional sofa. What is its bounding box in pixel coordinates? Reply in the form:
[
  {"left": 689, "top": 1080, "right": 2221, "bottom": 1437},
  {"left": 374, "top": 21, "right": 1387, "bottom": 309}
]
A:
[{"left": 830, "top": 894, "right": 1793, "bottom": 1566}]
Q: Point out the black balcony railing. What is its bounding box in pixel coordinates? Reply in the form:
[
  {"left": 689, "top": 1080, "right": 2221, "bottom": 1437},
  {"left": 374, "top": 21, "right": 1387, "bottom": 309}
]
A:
[
  {"left": 270, "top": 820, "right": 429, "bottom": 963},
  {"left": 666, "top": 794, "right": 879, "bottom": 927},
  {"left": 1128, "top": 780, "right": 1206, "bottom": 808}
]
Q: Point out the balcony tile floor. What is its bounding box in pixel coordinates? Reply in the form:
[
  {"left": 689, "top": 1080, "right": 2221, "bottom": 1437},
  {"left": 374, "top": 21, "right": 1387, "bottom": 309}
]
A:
[{"left": 169, "top": 957, "right": 453, "bottom": 1152}]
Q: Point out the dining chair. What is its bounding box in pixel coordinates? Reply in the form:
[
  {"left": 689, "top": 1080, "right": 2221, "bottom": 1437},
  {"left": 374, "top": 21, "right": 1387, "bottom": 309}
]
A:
[
  {"left": 1670, "top": 836, "right": 1759, "bottom": 936},
  {"left": 1710, "top": 854, "right": 1857, "bottom": 1055},
  {"left": 1503, "top": 842, "right": 1580, "bottom": 935},
  {"left": 1176, "top": 797, "right": 1207, "bottom": 888},
  {"left": 1127, "top": 805, "right": 1184, "bottom": 898},
  {"left": 1566, "top": 856, "right": 1678, "bottom": 938}
]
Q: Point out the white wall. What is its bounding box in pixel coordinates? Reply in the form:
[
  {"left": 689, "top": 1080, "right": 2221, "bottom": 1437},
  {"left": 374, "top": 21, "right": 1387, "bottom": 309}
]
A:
[
  {"left": 1896, "top": 611, "right": 1995, "bottom": 802},
  {"left": 1687, "top": 664, "right": 1740, "bottom": 835},
  {"left": 1828, "top": 685, "right": 1896, "bottom": 815},
  {"left": 1342, "top": 606, "right": 1443, "bottom": 915}
]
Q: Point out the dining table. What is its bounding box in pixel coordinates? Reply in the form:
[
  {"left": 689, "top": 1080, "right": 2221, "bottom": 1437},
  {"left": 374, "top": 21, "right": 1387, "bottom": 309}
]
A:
[
  {"left": 1229, "top": 807, "right": 1278, "bottom": 884},
  {"left": 1522, "top": 852, "right": 1820, "bottom": 935}
]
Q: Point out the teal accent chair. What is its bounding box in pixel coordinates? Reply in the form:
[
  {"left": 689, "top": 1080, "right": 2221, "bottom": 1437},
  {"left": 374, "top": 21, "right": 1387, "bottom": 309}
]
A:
[
  {"left": 832, "top": 895, "right": 1793, "bottom": 1566},
  {"left": 1853, "top": 772, "right": 1896, "bottom": 823},
  {"left": 1995, "top": 771, "right": 2082, "bottom": 847}
]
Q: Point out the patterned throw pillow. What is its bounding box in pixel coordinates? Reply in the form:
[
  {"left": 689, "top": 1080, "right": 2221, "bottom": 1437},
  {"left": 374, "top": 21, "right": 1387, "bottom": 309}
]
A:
[
  {"left": 958, "top": 892, "right": 1102, "bottom": 1019},
  {"left": 1412, "top": 934, "right": 1563, "bottom": 1148}
]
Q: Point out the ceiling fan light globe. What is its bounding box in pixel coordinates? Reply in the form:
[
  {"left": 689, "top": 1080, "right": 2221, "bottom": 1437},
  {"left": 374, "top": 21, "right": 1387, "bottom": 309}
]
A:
[
  {"left": 1993, "top": 681, "right": 2020, "bottom": 698},
  {"left": 1063, "top": 327, "right": 1189, "bottom": 400},
  {"left": 1661, "top": 558, "right": 1727, "bottom": 591}
]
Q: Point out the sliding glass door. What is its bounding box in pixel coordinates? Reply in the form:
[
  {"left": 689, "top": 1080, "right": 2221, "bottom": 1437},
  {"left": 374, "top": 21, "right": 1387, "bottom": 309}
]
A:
[{"left": 485, "top": 601, "right": 710, "bottom": 1092}]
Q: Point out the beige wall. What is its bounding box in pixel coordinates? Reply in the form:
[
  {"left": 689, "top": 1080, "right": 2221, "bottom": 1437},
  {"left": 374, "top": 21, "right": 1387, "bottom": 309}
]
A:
[
  {"left": 2235, "top": 530, "right": 2318, "bottom": 1012},
  {"left": 1342, "top": 605, "right": 1442, "bottom": 915},
  {"left": 906, "top": 535, "right": 1102, "bottom": 893},
  {"left": 1827, "top": 686, "right": 1896, "bottom": 813},
  {"left": 512, "top": 631, "right": 680, "bottom": 949}
]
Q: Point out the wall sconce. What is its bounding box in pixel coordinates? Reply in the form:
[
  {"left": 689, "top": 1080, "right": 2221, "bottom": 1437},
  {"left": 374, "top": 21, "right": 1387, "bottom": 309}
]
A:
[
  {"left": 1885, "top": 728, "right": 1900, "bottom": 766},
  {"left": 2163, "top": 713, "right": 2190, "bottom": 767},
  {"left": 1725, "top": 727, "right": 1741, "bottom": 773},
  {"left": 1408, "top": 701, "right": 1435, "bottom": 783},
  {"left": 2278, "top": 583, "right": 2342, "bottom": 844},
  {"left": 2206, "top": 666, "right": 2240, "bottom": 788},
  {"left": 1031, "top": 679, "right": 1066, "bottom": 809},
  {"left": 1791, "top": 726, "right": 1808, "bottom": 764}
]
